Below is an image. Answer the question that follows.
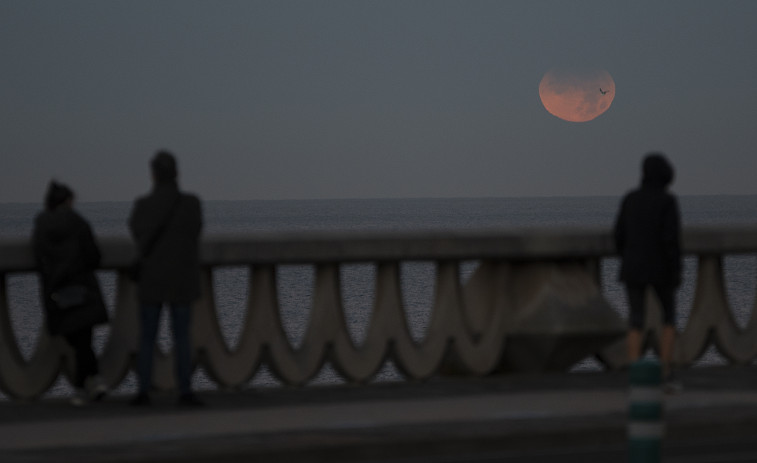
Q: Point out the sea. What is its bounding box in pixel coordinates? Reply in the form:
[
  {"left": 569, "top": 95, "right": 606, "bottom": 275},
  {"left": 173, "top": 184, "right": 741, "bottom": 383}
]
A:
[{"left": 2, "top": 195, "right": 757, "bottom": 398}]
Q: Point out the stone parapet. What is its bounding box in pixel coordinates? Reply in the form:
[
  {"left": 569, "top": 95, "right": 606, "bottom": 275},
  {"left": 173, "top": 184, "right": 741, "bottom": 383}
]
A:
[{"left": 1, "top": 227, "right": 755, "bottom": 399}]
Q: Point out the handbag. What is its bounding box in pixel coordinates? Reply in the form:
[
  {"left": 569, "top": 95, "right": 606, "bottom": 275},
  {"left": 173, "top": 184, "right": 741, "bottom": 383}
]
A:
[
  {"left": 128, "top": 194, "right": 183, "bottom": 281},
  {"left": 50, "top": 283, "right": 108, "bottom": 335}
]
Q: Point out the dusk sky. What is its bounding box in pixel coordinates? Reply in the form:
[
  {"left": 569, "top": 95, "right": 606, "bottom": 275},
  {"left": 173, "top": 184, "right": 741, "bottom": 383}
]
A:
[{"left": 2, "top": 1, "right": 756, "bottom": 203}]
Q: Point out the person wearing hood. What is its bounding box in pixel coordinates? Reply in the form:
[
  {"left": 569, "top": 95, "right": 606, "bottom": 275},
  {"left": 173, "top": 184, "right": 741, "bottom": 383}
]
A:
[
  {"left": 614, "top": 152, "right": 682, "bottom": 389},
  {"left": 32, "top": 181, "right": 109, "bottom": 406}
]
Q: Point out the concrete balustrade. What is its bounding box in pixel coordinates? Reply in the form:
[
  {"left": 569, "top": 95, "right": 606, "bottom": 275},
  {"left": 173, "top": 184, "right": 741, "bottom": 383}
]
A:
[{"left": 0, "top": 227, "right": 756, "bottom": 400}]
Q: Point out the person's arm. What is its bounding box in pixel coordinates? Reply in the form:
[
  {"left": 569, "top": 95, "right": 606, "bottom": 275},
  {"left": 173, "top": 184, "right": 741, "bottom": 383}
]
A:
[
  {"left": 80, "top": 219, "right": 102, "bottom": 270},
  {"left": 128, "top": 199, "right": 150, "bottom": 255},
  {"left": 188, "top": 195, "right": 202, "bottom": 239},
  {"left": 31, "top": 215, "right": 45, "bottom": 269},
  {"left": 613, "top": 196, "right": 628, "bottom": 253},
  {"left": 663, "top": 196, "right": 682, "bottom": 287}
]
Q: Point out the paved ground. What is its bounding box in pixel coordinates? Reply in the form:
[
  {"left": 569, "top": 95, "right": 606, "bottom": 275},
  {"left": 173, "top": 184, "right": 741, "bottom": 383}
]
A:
[{"left": 2, "top": 366, "right": 757, "bottom": 462}]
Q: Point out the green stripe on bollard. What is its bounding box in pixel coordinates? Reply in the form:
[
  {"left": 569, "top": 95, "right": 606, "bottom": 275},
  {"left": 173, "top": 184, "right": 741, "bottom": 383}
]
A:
[
  {"left": 629, "top": 403, "right": 663, "bottom": 421},
  {"left": 629, "top": 359, "right": 663, "bottom": 386}
]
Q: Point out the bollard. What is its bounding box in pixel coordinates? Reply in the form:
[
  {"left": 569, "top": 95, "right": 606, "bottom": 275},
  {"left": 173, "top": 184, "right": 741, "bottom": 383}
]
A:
[{"left": 628, "top": 357, "right": 663, "bottom": 463}]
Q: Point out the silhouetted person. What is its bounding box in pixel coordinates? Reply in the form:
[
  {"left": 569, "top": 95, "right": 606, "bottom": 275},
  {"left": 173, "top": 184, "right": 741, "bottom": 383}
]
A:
[
  {"left": 129, "top": 151, "right": 203, "bottom": 406},
  {"left": 32, "top": 181, "right": 109, "bottom": 406},
  {"left": 614, "top": 153, "right": 681, "bottom": 388}
]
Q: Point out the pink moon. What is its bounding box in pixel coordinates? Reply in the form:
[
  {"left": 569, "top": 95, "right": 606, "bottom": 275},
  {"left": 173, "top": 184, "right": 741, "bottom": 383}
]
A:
[{"left": 539, "top": 68, "right": 615, "bottom": 122}]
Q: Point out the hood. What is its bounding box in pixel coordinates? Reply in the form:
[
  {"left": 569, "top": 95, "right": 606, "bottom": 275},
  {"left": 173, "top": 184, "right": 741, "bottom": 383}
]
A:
[{"left": 641, "top": 153, "right": 674, "bottom": 188}]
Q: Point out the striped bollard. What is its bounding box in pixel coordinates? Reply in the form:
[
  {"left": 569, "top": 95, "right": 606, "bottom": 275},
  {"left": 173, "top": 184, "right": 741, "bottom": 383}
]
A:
[{"left": 628, "top": 358, "right": 664, "bottom": 462}]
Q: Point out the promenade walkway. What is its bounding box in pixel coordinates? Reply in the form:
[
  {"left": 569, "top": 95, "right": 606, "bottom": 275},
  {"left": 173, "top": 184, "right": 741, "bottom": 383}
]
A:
[{"left": 2, "top": 366, "right": 757, "bottom": 462}]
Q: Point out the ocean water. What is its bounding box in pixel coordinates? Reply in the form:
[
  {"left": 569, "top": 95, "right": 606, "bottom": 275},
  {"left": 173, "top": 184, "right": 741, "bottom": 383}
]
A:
[{"left": 2, "top": 195, "right": 757, "bottom": 397}]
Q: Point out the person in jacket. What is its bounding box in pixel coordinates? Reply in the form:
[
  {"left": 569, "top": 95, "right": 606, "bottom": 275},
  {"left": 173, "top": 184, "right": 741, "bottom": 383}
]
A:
[
  {"left": 614, "top": 152, "right": 681, "bottom": 385},
  {"left": 128, "top": 150, "right": 203, "bottom": 407},
  {"left": 32, "top": 181, "right": 109, "bottom": 406}
]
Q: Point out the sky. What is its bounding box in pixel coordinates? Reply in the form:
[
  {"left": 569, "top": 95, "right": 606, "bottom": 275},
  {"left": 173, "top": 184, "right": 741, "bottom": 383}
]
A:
[{"left": 2, "top": 1, "right": 756, "bottom": 203}]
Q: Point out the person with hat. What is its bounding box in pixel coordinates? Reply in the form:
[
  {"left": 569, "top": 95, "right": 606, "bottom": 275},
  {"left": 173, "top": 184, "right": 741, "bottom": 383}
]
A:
[{"left": 32, "top": 181, "right": 109, "bottom": 406}]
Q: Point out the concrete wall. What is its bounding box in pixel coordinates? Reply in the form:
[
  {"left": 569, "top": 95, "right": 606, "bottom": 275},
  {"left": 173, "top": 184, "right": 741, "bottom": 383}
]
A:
[{"left": 1, "top": 226, "right": 755, "bottom": 399}]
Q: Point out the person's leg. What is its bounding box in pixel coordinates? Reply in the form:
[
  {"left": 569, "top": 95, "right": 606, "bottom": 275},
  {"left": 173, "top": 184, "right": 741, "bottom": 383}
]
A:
[
  {"left": 64, "top": 327, "right": 97, "bottom": 389},
  {"left": 63, "top": 327, "right": 99, "bottom": 406},
  {"left": 626, "top": 284, "right": 646, "bottom": 363},
  {"left": 654, "top": 284, "right": 677, "bottom": 378},
  {"left": 627, "top": 329, "right": 642, "bottom": 363},
  {"left": 169, "top": 302, "right": 193, "bottom": 396},
  {"left": 136, "top": 302, "right": 162, "bottom": 396},
  {"left": 660, "top": 325, "right": 676, "bottom": 377}
]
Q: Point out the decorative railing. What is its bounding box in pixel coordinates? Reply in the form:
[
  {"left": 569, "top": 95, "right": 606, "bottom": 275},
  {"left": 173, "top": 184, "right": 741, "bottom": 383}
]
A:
[{"left": 1, "top": 227, "right": 756, "bottom": 400}]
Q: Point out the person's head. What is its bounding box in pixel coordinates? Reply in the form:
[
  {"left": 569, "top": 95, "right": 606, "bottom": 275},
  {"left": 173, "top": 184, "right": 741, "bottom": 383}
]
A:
[
  {"left": 151, "top": 150, "right": 178, "bottom": 185},
  {"left": 641, "top": 152, "right": 674, "bottom": 188},
  {"left": 45, "top": 181, "right": 74, "bottom": 211}
]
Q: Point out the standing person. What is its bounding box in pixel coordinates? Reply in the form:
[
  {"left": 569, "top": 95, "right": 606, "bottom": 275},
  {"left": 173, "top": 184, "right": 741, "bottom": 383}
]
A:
[
  {"left": 129, "top": 150, "right": 203, "bottom": 406},
  {"left": 614, "top": 152, "right": 682, "bottom": 388},
  {"left": 33, "top": 181, "right": 109, "bottom": 406}
]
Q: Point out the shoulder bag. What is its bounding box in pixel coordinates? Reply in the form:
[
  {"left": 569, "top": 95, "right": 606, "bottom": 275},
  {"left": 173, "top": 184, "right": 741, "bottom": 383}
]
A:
[{"left": 128, "top": 194, "right": 183, "bottom": 281}]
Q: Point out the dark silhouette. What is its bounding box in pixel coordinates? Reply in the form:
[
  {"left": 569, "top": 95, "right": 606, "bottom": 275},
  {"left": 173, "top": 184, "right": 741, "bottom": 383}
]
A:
[
  {"left": 600, "top": 88, "right": 608, "bottom": 95},
  {"left": 128, "top": 151, "right": 203, "bottom": 407},
  {"left": 32, "top": 181, "right": 109, "bottom": 406},
  {"left": 613, "top": 153, "right": 681, "bottom": 386}
]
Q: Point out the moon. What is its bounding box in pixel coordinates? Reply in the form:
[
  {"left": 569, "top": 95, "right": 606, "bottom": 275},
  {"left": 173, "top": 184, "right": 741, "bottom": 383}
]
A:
[{"left": 539, "top": 68, "right": 615, "bottom": 122}]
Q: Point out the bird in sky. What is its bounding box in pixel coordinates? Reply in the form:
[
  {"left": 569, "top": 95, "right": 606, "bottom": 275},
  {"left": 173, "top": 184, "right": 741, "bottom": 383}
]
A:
[{"left": 599, "top": 88, "right": 608, "bottom": 95}]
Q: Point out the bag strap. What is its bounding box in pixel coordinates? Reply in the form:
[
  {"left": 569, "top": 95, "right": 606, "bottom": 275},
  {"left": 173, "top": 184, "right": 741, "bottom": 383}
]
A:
[{"left": 140, "top": 194, "right": 183, "bottom": 259}]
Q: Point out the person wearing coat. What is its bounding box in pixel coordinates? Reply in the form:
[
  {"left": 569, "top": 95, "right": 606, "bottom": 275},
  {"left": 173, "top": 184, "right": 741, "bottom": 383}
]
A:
[
  {"left": 614, "top": 153, "right": 682, "bottom": 386},
  {"left": 128, "top": 151, "right": 203, "bottom": 407},
  {"left": 32, "top": 181, "right": 109, "bottom": 406}
]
